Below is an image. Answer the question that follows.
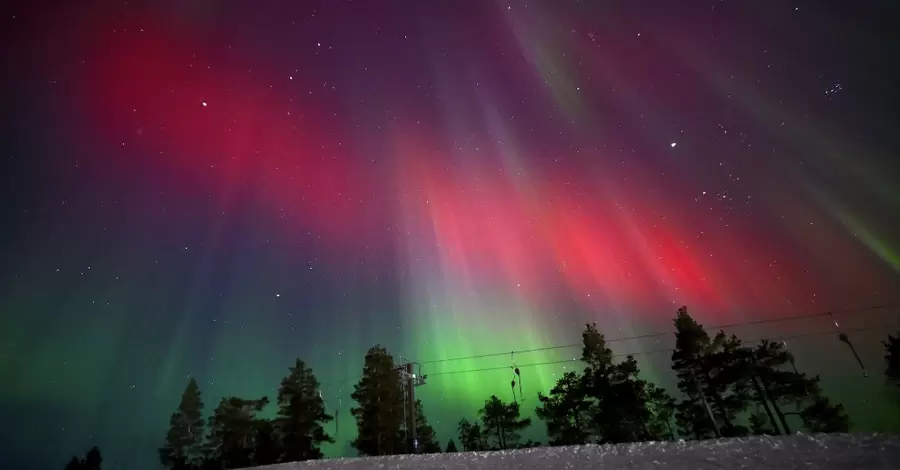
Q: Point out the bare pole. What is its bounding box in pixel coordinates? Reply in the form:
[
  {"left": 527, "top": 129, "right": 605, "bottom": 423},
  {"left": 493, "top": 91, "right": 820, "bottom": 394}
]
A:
[{"left": 405, "top": 362, "right": 416, "bottom": 453}]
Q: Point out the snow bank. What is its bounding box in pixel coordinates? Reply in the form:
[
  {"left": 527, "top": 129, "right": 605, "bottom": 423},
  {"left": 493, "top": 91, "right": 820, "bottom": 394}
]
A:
[{"left": 246, "top": 434, "right": 899, "bottom": 470}]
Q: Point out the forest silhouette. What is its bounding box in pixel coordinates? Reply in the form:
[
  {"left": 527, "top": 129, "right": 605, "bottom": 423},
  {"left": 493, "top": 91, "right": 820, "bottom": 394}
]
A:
[{"left": 67, "top": 306, "right": 900, "bottom": 469}]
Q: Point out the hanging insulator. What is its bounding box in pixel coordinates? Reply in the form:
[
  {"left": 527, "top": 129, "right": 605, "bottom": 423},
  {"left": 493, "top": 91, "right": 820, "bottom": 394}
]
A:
[{"left": 514, "top": 367, "right": 520, "bottom": 377}]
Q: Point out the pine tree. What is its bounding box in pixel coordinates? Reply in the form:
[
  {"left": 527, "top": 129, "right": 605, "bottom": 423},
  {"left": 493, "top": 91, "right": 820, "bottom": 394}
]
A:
[
  {"left": 275, "top": 358, "right": 333, "bottom": 462},
  {"left": 798, "top": 395, "right": 850, "bottom": 432},
  {"left": 670, "top": 306, "right": 751, "bottom": 438},
  {"left": 645, "top": 382, "right": 678, "bottom": 440},
  {"left": 413, "top": 400, "right": 441, "bottom": 453},
  {"left": 535, "top": 371, "right": 590, "bottom": 445},
  {"left": 750, "top": 340, "right": 850, "bottom": 433},
  {"left": 478, "top": 395, "right": 531, "bottom": 450},
  {"left": 457, "top": 418, "right": 486, "bottom": 451},
  {"left": 159, "top": 378, "right": 206, "bottom": 470},
  {"left": 205, "top": 396, "right": 269, "bottom": 468},
  {"left": 444, "top": 439, "right": 458, "bottom": 453},
  {"left": 350, "top": 345, "right": 406, "bottom": 456},
  {"left": 581, "top": 323, "right": 672, "bottom": 443},
  {"left": 65, "top": 456, "right": 82, "bottom": 470}
]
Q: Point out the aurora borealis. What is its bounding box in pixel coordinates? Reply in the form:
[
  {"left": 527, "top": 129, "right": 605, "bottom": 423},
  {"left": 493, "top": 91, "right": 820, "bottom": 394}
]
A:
[{"left": 1, "top": 0, "right": 899, "bottom": 468}]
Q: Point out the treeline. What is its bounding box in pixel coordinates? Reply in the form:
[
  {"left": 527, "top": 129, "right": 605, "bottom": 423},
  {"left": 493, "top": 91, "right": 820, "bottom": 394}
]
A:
[
  {"left": 155, "top": 347, "right": 441, "bottom": 470},
  {"left": 128, "top": 305, "right": 900, "bottom": 470},
  {"left": 457, "top": 306, "right": 857, "bottom": 451}
]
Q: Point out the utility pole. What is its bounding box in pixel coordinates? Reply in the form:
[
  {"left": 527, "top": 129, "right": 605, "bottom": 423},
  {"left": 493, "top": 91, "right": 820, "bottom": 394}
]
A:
[{"left": 397, "top": 357, "right": 427, "bottom": 454}]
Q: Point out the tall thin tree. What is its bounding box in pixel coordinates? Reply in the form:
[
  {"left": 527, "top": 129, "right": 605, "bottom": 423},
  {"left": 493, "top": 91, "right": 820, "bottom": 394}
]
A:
[
  {"left": 159, "top": 378, "right": 206, "bottom": 470},
  {"left": 276, "top": 358, "right": 334, "bottom": 462},
  {"left": 350, "top": 345, "right": 406, "bottom": 456}
]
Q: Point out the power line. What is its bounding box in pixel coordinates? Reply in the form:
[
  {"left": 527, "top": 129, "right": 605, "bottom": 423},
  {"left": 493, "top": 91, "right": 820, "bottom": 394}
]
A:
[
  {"left": 419, "top": 304, "right": 894, "bottom": 366},
  {"left": 424, "top": 322, "right": 896, "bottom": 378}
]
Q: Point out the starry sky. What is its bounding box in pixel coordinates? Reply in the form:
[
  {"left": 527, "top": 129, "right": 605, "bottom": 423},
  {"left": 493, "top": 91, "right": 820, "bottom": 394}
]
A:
[{"left": 1, "top": 1, "right": 899, "bottom": 469}]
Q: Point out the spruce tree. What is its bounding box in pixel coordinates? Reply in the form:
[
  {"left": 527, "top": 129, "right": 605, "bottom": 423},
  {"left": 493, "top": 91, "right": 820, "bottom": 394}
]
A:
[
  {"left": 350, "top": 345, "right": 406, "bottom": 456},
  {"left": 275, "top": 358, "right": 333, "bottom": 462},
  {"left": 159, "top": 378, "right": 206, "bottom": 470},
  {"left": 253, "top": 419, "right": 281, "bottom": 466},
  {"left": 670, "top": 306, "right": 750, "bottom": 438},
  {"left": 535, "top": 371, "right": 590, "bottom": 445},
  {"left": 444, "top": 439, "right": 458, "bottom": 452},
  {"left": 413, "top": 400, "right": 441, "bottom": 453},
  {"left": 478, "top": 395, "right": 531, "bottom": 450},
  {"left": 205, "top": 396, "right": 269, "bottom": 468}
]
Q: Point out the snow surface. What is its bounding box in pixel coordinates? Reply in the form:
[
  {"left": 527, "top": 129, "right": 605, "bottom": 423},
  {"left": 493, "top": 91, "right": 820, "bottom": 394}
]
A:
[{"left": 245, "top": 434, "right": 900, "bottom": 470}]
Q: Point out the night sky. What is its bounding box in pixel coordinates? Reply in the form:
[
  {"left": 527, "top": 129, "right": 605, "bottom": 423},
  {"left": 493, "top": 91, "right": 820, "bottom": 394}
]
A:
[{"left": 2, "top": 1, "right": 900, "bottom": 469}]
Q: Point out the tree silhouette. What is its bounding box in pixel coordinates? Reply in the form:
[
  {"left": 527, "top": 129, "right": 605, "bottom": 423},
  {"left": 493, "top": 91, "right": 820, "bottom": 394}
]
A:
[
  {"left": 83, "top": 447, "right": 102, "bottom": 470},
  {"left": 885, "top": 333, "right": 900, "bottom": 391},
  {"left": 645, "top": 382, "right": 678, "bottom": 439},
  {"left": 64, "top": 446, "right": 102, "bottom": 470},
  {"left": 159, "top": 378, "right": 206, "bottom": 470},
  {"left": 797, "top": 395, "right": 850, "bottom": 432},
  {"left": 670, "top": 306, "right": 750, "bottom": 438},
  {"left": 253, "top": 419, "right": 281, "bottom": 466},
  {"left": 413, "top": 399, "right": 441, "bottom": 453},
  {"left": 457, "top": 418, "right": 486, "bottom": 451},
  {"left": 444, "top": 439, "right": 458, "bottom": 453},
  {"left": 65, "top": 457, "right": 82, "bottom": 470},
  {"left": 275, "top": 358, "right": 333, "bottom": 462},
  {"left": 205, "top": 396, "right": 269, "bottom": 468},
  {"left": 581, "top": 322, "right": 673, "bottom": 443},
  {"left": 749, "top": 411, "right": 778, "bottom": 435},
  {"left": 534, "top": 323, "right": 675, "bottom": 445},
  {"left": 478, "top": 395, "right": 531, "bottom": 450},
  {"left": 749, "top": 339, "right": 849, "bottom": 434},
  {"left": 535, "top": 371, "right": 590, "bottom": 445},
  {"left": 350, "top": 345, "right": 406, "bottom": 456}
]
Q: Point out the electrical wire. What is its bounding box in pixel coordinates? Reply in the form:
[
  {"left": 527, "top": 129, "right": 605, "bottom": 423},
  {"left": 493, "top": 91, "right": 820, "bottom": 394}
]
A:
[
  {"left": 418, "top": 304, "right": 894, "bottom": 366},
  {"left": 425, "top": 322, "right": 896, "bottom": 378}
]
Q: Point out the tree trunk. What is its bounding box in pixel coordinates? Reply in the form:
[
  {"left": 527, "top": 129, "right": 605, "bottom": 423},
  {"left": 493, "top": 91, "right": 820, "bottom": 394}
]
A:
[
  {"left": 639, "top": 414, "right": 650, "bottom": 441},
  {"left": 709, "top": 392, "right": 735, "bottom": 434},
  {"left": 751, "top": 375, "right": 782, "bottom": 435},
  {"left": 757, "top": 374, "right": 792, "bottom": 434},
  {"left": 769, "top": 400, "right": 791, "bottom": 434}
]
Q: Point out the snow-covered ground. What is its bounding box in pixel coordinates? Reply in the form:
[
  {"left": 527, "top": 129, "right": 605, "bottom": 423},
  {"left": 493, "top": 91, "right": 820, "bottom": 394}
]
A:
[{"left": 246, "top": 434, "right": 899, "bottom": 469}]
